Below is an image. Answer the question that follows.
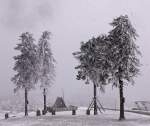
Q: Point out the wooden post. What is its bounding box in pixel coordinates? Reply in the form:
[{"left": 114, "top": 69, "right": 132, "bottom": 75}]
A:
[
  {"left": 86, "top": 109, "right": 90, "bottom": 115},
  {"left": 5, "top": 113, "right": 9, "bottom": 119},
  {"left": 36, "top": 109, "right": 41, "bottom": 116},
  {"left": 72, "top": 110, "right": 76, "bottom": 115},
  {"left": 52, "top": 110, "right": 55, "bottom": 115}
]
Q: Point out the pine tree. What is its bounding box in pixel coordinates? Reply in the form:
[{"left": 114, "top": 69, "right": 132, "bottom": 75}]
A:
[
  {"left": 108, "top": 15, "right": 141, "bottom": 120},
  {"left": 11, "top": 32, "right": 39, "bottom": 116},
  {"left": 37, "top": 31, "right": 55, "bottom": 113},
  {"left": 73, "top": 35, "right": 111, "bottom": 115}
]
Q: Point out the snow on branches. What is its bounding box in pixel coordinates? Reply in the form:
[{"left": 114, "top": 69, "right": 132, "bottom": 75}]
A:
[
  {"left": 37, "top": 31, "right": 55, "bottom": 91},
  {"left": 11, "top": 32, "right": 39, "bottom": 92}
]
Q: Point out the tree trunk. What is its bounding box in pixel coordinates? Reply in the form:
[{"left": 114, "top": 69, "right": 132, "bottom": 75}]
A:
[
  {"left": 94, "top": 84, "right": 97, "bottom": 115},
  {"left": 25, "top": 88, "right": 28, "bottom": 116},
  {"left": 43, "top": 88, "right": 47, "bottom": 111},
  {"left": 119, "top": 79, "right": 125, "bottom": 120}
]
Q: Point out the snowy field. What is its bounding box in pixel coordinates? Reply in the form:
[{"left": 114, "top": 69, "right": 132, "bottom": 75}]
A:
[{"left": 0, "top": 107, "right": 150, "bottom": 126}]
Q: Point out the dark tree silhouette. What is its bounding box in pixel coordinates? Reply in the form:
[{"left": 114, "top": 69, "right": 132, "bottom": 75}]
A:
[
  {"left": 11, "top": 32, "right": 39, "bottom": 116},
  {"left": 108, "top": 15, "right": 141, "bottom": 120}
]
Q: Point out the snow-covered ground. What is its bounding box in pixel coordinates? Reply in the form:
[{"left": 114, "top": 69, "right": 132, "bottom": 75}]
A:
[{"left": 0, "top": 107, "right": 150, "bottom": 126}]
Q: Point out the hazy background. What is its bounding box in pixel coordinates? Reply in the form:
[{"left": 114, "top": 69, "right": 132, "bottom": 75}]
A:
[{"left": 0, "top": 0, "right": 150, "bottom": 109}]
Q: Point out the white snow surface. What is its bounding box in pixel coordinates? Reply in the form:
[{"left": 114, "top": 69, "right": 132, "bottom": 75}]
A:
[{"left": 0, "top": 107, "right": 150, "bottom": 126}]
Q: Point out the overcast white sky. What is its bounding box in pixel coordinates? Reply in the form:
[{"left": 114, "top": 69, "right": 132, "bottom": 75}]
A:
[{"left": 0, "top": 0, "right": 150, "bottom": 108}]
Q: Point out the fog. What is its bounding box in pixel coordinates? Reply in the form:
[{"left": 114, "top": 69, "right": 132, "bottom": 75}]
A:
[{"left": 0, "top": 0, "right": 150, "bottom": 108}]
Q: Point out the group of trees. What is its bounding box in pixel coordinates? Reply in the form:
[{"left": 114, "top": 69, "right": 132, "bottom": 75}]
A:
[
  {"left": 73, "top": 15, "right": 141, "bottom": 120},
  {"left": 11, "top": 15, "right": 141, "bottom": 120},
  {"left": 11, "top": 31, "right": 55, "bottom": 116}
]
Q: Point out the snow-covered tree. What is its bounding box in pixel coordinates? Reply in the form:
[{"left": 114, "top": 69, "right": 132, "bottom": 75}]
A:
[
  {"left": 108, "top": 15, "right": 141, "bottom": 120},
  {"left": 37, "top": 31, "right": 55, "bottom": 112},
  {"left": 11, "top": 32, "right": 39, "bottom": 116},
  {"left": 73, "top": 35, "right": 111, "bottom": 115}
]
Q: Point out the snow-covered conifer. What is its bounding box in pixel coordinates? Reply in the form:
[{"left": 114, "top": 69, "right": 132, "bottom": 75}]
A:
[
  {"left": 108, "top": 15, "right": 141, "bottom": 120},
  {"left": 73, "top": 35, "right": 111, "bottom": 115},
  {"left": 11, "top": 32, "right": 39, "bottom": 116},
  {"left": 37, "top": 31, "right": 55, "bottom": 112}
]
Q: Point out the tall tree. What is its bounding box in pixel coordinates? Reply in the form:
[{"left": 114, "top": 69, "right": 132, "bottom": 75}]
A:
[
  {"left": 11, "top": 32, "right": 39, "bottom": 116},
  {"left": 73, "top": 35, "right": 111, "bottom": 115},
  {"left": 38, "top": 31, "right": 55, "bottom": 113},
  {"left": 108, "top": 15, "right": 141, "bottom": 120}
]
